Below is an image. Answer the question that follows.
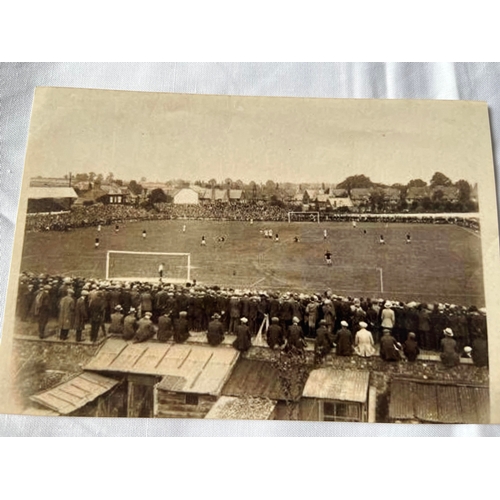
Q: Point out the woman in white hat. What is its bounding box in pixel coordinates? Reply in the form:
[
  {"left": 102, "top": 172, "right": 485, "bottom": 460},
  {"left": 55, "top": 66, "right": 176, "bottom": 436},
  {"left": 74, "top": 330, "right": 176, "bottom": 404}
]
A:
[
  {"left": 380, "top": 301, "right": 395, "bottom": 331},
  {"left": 440, "top": 328, "right": 460, "bottom": 368},
  {"left": 354, "top": 321, "right": 376, "bottom": 358}
]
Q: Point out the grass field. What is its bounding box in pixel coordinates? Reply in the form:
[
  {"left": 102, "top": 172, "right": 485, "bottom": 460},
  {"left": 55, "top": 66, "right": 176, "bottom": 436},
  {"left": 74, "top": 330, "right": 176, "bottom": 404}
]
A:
[{"left": 20, "top": 219, "right": 485, "bottom": 306}]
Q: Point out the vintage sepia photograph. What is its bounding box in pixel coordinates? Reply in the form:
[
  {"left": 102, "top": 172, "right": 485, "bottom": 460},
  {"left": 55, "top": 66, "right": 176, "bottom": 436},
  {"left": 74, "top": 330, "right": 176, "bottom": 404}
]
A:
[{"left": 0, "top": 87, "right": 498, "bottom": 423}]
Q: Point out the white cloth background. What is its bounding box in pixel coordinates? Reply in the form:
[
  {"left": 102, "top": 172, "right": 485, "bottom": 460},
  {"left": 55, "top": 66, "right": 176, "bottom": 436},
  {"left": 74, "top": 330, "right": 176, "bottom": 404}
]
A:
[{"left": 1, "top": 62, "right": 500, "bottom": 436}]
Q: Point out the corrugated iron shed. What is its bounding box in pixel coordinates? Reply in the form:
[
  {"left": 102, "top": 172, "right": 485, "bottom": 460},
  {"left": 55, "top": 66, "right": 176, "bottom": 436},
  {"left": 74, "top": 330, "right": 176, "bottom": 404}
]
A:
[
  {"left": 302, "top": 369, "right": 370, "bottom": 403},
  {"left": 388, "top": 378, "right": 490, "bottom": 424},
  {"left": 30, "top": 372, "right": 119, "bottom": 415},
  {"left": 205, "top": 396, "right": 276, "bottom": 420},
  {"left": 85, "top": 338, "right": 239, "bottom": 395},
  {"left": 222, "top": 359, "right": 288, "bottom": 400}
]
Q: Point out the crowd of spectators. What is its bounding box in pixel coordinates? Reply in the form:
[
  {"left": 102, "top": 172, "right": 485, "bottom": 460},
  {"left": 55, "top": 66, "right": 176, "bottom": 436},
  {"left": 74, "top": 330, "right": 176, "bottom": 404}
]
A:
[
  {"left": 16, "top": 272, "right": 489, "bottom": 367},
  {"left": 25, "top": 202, "right": 480, "bottom": 232}
]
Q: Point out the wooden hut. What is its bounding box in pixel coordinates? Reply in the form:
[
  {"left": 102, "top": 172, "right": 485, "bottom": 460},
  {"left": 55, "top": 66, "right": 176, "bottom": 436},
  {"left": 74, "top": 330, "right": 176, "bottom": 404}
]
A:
[
  {"left": 388, "top": 377, "right": 489, "bottom": 424},
  {"left": 30, "top": 372, "right": 126, "bottom": 417},
  {"left": 300, "top": 369, "right": 375, "bottom": 422},
  {"left": 82, "top": 338, "right": 239, "bottom": 418}
]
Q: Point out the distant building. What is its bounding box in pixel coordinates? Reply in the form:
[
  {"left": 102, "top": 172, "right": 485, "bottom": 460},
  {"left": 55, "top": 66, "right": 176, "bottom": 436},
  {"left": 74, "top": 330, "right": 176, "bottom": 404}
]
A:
[
  {"left": 173, "top": 187, "right": 200, "bottom": 205},
  {"left": 350, "top": 188, "right": 372, "bottom": 208},
  {"left": 406, "top": 186, "right": 431, "bottom": 204},
  {"left": 327, "top": 196, "right": 353, "bottom": 210},
  {"left": 27, "top": 186, "right": 78, "bottom": 213}
]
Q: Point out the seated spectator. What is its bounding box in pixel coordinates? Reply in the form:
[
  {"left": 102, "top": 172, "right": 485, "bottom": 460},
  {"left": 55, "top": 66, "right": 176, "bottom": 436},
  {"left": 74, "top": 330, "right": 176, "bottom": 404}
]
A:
[
  {"left": 354, "top": 321, "right": 376, "bottom": 358},
  {"left": 174, "top": 311, "right": 190, "bottom": 343},
  {"left": 266, "top": 317, "right": 284, "bottom": 350},
  {"left": 379, "top": 329, "right": 401, "bottom": 362},
  {"left": 157, "top": 310, "right": 173, "bottom": 342},
  {"left": 232, "top": 317, "right": 252, "bottom": 352},
  {"left": 207, "top": 313, "right": 225, "bottom": 347},
  {"left": 133, "top": 312, "right": 155, "bottom": 343},
  {"left": 440, "top": 328, "right": 460, "bottom": 368},
  {"left": 403, "top": 332, "right": 420, "bottom": 362}
]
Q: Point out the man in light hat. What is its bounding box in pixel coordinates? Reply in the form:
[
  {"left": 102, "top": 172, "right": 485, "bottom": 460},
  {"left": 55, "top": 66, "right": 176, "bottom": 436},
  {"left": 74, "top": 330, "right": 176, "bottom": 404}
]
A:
[
  {"left": 134, "top": 312, "right": 155, "bottom": 343},
  {"left": 335, "top": 320, "right": 353, "bottom": 356},
  {"left": 284, "top": 317, "right": 306, "bottom": 353},
  {"left": 58, "top": 288, "right": 76, "bottom": 341},
  {"left": 440, "top": 328, "right": 459, "bottom": 368},
  {"left": 354, "top": 321, "right": 376, "bottom": 357},
  {"left": 35, "top": 285, "right": 51, "bottom": 339},
  {"left": 232, "top": 317, "right": 252, "bottom": 352},
  {"left": 74, "top": 289, "right": 89, "bottom": 342},
  {"left": 123, "top": 307, "right": 138, "bottom": 341},
  {"left": 108, "top": 305, "right": 125, "bottom": 335},
  {"left": 207, "top": 313, "right": 224, "bottom": 347}
]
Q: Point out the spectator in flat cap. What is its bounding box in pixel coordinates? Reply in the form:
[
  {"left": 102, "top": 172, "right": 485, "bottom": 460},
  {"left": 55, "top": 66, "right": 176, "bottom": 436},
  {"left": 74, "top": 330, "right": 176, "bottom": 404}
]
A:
[
  {"left": 133, "top": 312, "right": 156, "bottom": 343},
  {"left": 123, "top": 307, "right": 138, "bottom": 341},
  {"left": 157, "top": 310, "right": 174, "bottom": 343},
  {"left": 207, "top": 313, "right": 225, "bottom": 347},
  {"left": 108, "top": 305, "right": 124, "bottom": 335},
  {"left": 174, "top": 311, "right": 190, "bottom": 343},
  {"left": 266, "top": 317, "right": 284, "bottom": 350}
]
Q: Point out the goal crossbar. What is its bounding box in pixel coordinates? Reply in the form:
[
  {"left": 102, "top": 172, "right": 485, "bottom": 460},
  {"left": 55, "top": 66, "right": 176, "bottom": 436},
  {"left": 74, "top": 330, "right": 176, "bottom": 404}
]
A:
[{"left": 106, "top": 250, "right": 191, "bottom": 283}]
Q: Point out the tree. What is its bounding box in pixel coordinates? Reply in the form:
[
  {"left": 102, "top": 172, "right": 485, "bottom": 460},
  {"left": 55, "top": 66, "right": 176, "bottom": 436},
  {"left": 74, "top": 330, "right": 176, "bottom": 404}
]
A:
[
  {"left": 337, "top": 174, "right": 373, "bottom": 191},
  {"left": 369, "top": 189, "right": 386, "bottom": 212},
  {"left": 128, "top": 180, "right": 143, "bottom": 195},
  {"left": 208, "top": 178, "right": 217, "bottom": 187},
  {"left": 455, "top": 179, "right": 472, "bottom": 204},
  {"left": 430, "top": 172, "right": 452, "bottom": 188},
  {"left": 407, "top": 178, "right": 427, "bottom": 188},
  {"left": 105, "top": 172, "right": 114, "bottom": 184},
  {"left": 140, "top": 176, "right": 147, "bottom": 183},
  {"left": 149, "top": 188, "right": 168, "bottom": 204}
]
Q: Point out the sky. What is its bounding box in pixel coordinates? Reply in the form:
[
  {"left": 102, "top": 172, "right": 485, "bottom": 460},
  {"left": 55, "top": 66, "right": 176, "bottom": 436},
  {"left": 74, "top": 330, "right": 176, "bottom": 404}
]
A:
[{"left": 24, "top": 87, "right": 492, "bottom": 186}]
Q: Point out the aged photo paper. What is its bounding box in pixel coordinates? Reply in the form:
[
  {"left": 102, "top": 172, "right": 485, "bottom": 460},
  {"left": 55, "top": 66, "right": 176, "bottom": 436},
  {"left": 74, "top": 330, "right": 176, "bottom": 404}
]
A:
[{"left": 1, "top": 87, "right": 499, "bottom": 423}]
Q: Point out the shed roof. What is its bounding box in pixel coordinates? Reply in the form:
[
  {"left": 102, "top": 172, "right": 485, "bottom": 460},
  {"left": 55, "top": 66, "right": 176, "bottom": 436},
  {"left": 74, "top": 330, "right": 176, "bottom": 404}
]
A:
[
  {"left": 30, "top": 372, "right": 119, "bottom": 415},
  {"left": 302, "top": 369, "right": 370, "bottom": 403},
  {"left": 205, "top": 396, "right": 277, "bottom": 420},
  {"left": 28, "top": 187, "right": 78, "bottom": 200},
  {"left": 388, "top": 378, "right": 489, "bottom": 424},
  {"left": 222, "top": 359, "right": 289, "bottom": 400},
  {"left": 85, "top": 338, "right": 239, "bottom": 395}
]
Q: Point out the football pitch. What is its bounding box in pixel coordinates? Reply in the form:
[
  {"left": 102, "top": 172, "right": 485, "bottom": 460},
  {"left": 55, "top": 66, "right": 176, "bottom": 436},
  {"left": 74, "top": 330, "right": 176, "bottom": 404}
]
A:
[{"left": 20, "top": 219, "right": 485, "bottom": 306}]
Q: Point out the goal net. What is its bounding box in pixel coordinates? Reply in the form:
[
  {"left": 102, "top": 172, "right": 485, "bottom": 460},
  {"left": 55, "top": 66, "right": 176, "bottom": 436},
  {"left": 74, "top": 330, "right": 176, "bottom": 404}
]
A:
[
  {"left": 106, "top": 251, "right": 191, "bottom": 283},
  {"left": 288, "top": 211, "right": 320, "bottom": 223}
]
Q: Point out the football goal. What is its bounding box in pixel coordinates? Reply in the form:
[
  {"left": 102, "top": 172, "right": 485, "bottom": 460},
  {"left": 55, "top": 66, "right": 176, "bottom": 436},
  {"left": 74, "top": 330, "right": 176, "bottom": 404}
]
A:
[
  {"left": 106, "top": 251, "right": 191, "bottom": 283},
  {"left": 287, "top": 211, "right": 320, "bottom": 223}
]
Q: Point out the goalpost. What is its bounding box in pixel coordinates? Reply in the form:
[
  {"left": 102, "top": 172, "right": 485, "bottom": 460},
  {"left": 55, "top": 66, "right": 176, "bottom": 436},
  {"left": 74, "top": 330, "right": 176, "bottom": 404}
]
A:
[
  {"left": 287, "top": 211, "right": 320, "bottom": 223},
  {"left": 106, "top": 251, "right": 191, "bottom": 283}
]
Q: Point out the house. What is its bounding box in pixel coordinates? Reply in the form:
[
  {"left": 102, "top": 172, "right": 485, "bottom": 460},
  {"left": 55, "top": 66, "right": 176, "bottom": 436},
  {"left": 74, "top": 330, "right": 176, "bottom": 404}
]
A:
[
  {"left": 349, "top": 188, "right": 372, "bottom": 208},
  {"left": 327, "top": 196, "right": 353, "bottom": 210},
  {"left": 27, "top": 186, "right": 78, "bottom": 213},
  {"left": 382, "top": 187, "right": 401, "bottom": 205},
  {"left": 97, "top": 184, "right": 129, "bottom": 204},
  {"left": 302, "top": 189, "right": 317, "bottom": 205},
  {"left": 406, "top": 187, "right": 430, "bottom": 204},
  {"left": 299, "top": 369, "right": 375, "bottom": 422},
  {"left": 431, "top": 185, "right": 459, "bottom": 202},
  {"left": 330, "top": 188, "right": 349, "bottom": 198},
  {"left": 388, "top": 377, "right": 489, "bottom": 424},
  {"left": 173, "top": 187, "right": 200, "bottom": 205}
]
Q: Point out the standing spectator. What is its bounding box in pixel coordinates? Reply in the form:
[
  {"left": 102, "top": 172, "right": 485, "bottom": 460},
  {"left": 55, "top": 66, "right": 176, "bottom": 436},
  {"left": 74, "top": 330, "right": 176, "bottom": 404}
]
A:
[
  {"left": 59, "top": 289, "right": 76, "bottom": 341},
  {"left": 89, "top": 290, "right": 106, "bottom": 343},
  {"left": 34, "top": 285, "right": 51, "bottom": 339},
  {"left": 440, "top": 328, "right": 460, "bottom": 368},
  {"left": 74, "top": 290, "right": 89, "bottom": 342},
  {"left": 471, "top": 335, "right": 489, "bottom": 368},
  {"left": 228, "top": 294, "right": 241, "bottom": 334},
  {"left": 380, "top": 301, "right": 395, "bottom": 331},
  {"left": 305, "top": 296, "right": 319, "bottom": 338}
]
